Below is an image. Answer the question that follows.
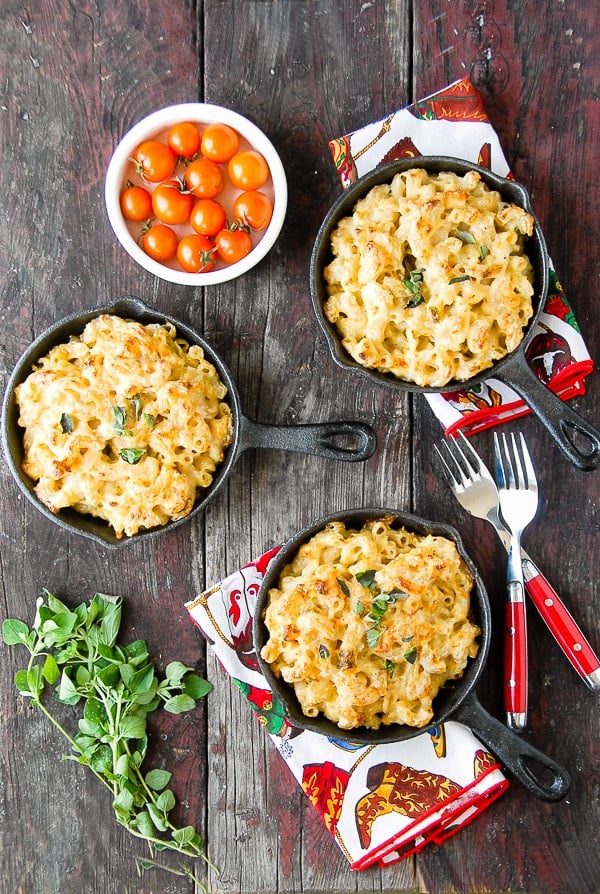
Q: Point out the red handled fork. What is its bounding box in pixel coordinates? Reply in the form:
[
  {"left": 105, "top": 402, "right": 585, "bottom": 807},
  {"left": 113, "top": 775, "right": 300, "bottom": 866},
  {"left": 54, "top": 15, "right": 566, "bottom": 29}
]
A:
[{"left": 436, "top": 432, "right": 600, "bottom": 700}]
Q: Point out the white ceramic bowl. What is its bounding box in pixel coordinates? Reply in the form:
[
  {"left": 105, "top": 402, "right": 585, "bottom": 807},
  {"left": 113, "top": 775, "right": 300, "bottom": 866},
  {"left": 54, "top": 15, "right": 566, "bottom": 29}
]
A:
[{"left": 105, "top": 103, "right": 288, "bottom": 285}]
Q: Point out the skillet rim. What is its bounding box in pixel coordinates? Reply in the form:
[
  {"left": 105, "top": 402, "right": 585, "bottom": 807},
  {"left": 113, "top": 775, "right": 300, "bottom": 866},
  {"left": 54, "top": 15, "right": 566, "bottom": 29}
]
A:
[
  {"left": 309, "top": 155, "right": 550, "bottom": 394},
  {"left": 253, "top": 506, "right": 491, "bottom": 745},
  {"left": 0, "top": 296, "right": 242, "bottom": 548}
]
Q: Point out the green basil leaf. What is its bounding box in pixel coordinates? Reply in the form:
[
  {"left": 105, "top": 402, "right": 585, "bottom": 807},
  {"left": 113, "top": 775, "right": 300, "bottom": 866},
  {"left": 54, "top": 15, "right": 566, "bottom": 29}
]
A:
[
  {"left": 119, "top": 447, "right": 146, "bottom": 464},
  {"left": 59, "top": 412, "right": 74, "bottom": 434},
  {"left": 183, "top": 674, "right": 212, "bottom": 700},
  {"left": 355, "top": 570, "right": 377, "bottom": 590},
  {"left": 163, "top": 693, "right": 197, "bottom": 714},
  {"left": 42, "top": 653, "right": 60, "bottom": 685},
  {"left": 156, "top": 789, "right": 176, "bottom": 812},
  {"left": 2, "top": 618, "right": 30, "bottom": 645},
  {"left": 448, "top": 274, "right": 471, "bottom": 284},
  {"left": 120, "top": 714, "right": 147, "bottom": 739},
  {"left": 145, "top": 768, "right": 172, "bottom": 791},
  {"left": 404, "top": 646, "right": 418, "bottom": 664},
  {"left": 366, "top": 627, "right": 383, "bottom": 648}
]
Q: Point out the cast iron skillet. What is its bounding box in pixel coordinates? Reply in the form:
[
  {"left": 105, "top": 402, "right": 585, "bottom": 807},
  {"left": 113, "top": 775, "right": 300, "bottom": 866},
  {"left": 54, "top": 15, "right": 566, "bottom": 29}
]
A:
[
  {"left": 310, "top": 156, "right": 600, "bottom": 470},
  {"left": 253, "top": 507, "right": 571, "bottom": 802},
  {"left": 1, "top": 297, "right": 376, "bottom": 548}
]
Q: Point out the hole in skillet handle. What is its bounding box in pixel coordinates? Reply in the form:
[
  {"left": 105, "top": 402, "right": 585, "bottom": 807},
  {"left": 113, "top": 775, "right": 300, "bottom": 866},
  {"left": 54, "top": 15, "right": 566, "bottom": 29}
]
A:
[{"left": 455, "top": 694, "right": 571, "bottom": 802}]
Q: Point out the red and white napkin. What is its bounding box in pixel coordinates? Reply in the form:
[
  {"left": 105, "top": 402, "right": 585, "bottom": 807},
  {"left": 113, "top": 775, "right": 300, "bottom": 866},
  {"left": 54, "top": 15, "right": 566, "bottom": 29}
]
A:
[
  {"left": 328, "top": 77, "right": 594, "bottom": 436},
  {"left": 186, "top": 548, "right": 508, "bottom": 869}
]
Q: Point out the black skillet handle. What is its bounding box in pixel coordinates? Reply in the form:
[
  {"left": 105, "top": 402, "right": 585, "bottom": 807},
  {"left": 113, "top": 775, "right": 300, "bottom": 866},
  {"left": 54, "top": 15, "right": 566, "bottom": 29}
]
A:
[
  {"left": 238, "top": 417, "right": 377, "bottom": 462},
  {"left": 454, "top": 695, "right": 571, "bottom": 802},
  {"left": 498, "top": 352, "right": 600, "bottom": 469}
]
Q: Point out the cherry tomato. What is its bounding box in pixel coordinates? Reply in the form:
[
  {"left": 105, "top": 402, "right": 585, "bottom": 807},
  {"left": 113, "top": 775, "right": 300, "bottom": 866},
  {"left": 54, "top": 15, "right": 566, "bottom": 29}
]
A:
[
  {"left": 167, "top": 121, "right": 201, "bottom": 159},
  {"left": 233, "top": 190, "right": 273, "bottom": 230},
  {"left": 227, "top": 150, "right": 270, "bottom": 190},
  {"left": 132, "top": 140, "right": 176, "bottom": 182},
  {"left": 215, "top": 224, "right": 253, "bottom": 264},
  {"left": 184, "top": 157, "right": 224, "bottom": 198},
  {"left": 140, "top": 223, "right": 178, "bottom": 262},
  {"left": 151, "top": 179, "right": 193, "bottom": 225},
  {"left": 189, "top": 198, "right": 227, "bottom": 237},
  {"left": 120, "top": 184, "right": 153, "bottom": 221},
  {"left": 177, "top": 234, "right": 217, "bottom": 273},
  {"left": 200, "top": 122, "right": 239, "bottom": 163}
]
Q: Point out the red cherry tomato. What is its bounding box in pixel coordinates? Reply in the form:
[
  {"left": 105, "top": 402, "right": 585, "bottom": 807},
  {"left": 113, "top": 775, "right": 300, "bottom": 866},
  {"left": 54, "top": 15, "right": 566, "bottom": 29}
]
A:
[
  {"left": 200, "top": 122, "right": 240, "bottom": 163},
  {"left": 120, "top": 184, "right": 153, "bottom": 221},
  {"left": 184, "top": 158, "right": 224, "bottom": 198},
  {"left": 189, "top": 198, "right": 227, "bottom": 237},
  {"left": 227, "top": 150, "right": 269, "bottom": 190},
  {"left": 151, "top": 179, "right": 193, "bottom": 225},
  {"left": 177, "top": 234, "right": 217, "bottom": 273},
  {"left": 215, "top": 225, "right": 253, "bottom": 264},
  {"left": 132, "top": 140, "right": 176, "bottom": 182},
  {"left": 167, "top": 121, "right": 201, "bottom": 159},
  {"left": 233, "top": 190, "right": 273, "bottom": 230},
  {"left": 140, "top": 224, "right": 178, "bottom": 262}
]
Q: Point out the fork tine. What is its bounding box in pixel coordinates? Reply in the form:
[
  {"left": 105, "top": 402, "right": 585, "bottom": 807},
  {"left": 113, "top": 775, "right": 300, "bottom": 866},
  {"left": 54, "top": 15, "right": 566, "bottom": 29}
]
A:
[
  {"left": 517, "top": 432, "right": 537, "bottom": 488},
  {"left": 434, "top": 443, "right": 464, "bottom": 487},
  {"left": 493, "top": 432, "right": 507, "bottom": 489},
  {"left": 455, "top": 430, "right": 483, "bottom": 475}
]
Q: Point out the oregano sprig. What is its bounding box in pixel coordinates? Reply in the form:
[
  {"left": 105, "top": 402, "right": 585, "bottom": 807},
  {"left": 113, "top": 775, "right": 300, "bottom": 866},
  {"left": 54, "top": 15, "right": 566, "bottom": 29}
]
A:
[{"left": 2, "top": 591, "right": 214, "bottom": 885}]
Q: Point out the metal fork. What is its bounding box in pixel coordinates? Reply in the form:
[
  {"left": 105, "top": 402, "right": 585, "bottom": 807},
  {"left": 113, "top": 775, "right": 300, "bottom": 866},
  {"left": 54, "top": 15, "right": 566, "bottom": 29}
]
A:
[
  {"left": 436, "top": 433, "right": 600, "bottom": 692},
  {"left": 492, "top": 432, "right": 538, "bottom": 731}
]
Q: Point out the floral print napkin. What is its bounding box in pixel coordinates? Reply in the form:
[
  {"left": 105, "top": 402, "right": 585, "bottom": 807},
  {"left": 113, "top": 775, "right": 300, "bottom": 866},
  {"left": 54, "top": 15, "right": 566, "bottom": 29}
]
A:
[
  {"left": 186, "top": 548, "right": 508, "bottom": 869},
  {"left": 328, "top": 77, "right": 593, "bottom": 436}
]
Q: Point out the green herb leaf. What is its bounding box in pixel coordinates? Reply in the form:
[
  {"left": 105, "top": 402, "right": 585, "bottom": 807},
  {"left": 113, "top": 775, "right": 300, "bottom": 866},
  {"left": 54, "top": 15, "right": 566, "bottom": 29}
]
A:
[
  {"left": 319, "top": 644, "right": 330, "bottom": 659},
  {"left": 478, "top": 243, "right": 489, "bottom": 262},
  {"left": 129, "top": 393, "right": 142, "bottom": 421},
  {"left": 2, "top": 590, "right": 212, "bottom": 868},
  {"left": 366, "top": 627, "right": 383, "bottom": 648},
  {"left": 183, "top": 674, "right": 212, "bottom": 700},
  {"left": 60, "top": 412, "right": 74, "bottom": 434},
  {"left": 163, "top": 693, "right": 197, "bottom": 714},
  {"left": 354, "top": 601, "right": 365, "bottom": 616},
  {"left": 337, "top": 578, "right": 350, "bottom": 597},
  {"left": 456, "top": 229, "right": 476, "bottom": 244},
  {"left": 355, "top": 570, "right": 377, "bottom": 590},
  {"left": 143, "top": 412, "right": 155, "bottom": 429},
  {"left": 119, "top": 447, "right": 146, "bottom": 465},
  {"left": 449, "top": 274, "right": 471, "bottom": 284},
  {"left": 2, "top": 618, "right": 30, "bottom": 645},
  {"left": 404, "top": 646, "right": 418, "bottom": 664},
  {"left": 112, "top": 405, "right": 130, "bottom": 436},
  {"left": 403, "top": 267, "right": 424, "bottom": 293},
  {"left": 146, "top": 768, "right": 172, "bottom": 791}
]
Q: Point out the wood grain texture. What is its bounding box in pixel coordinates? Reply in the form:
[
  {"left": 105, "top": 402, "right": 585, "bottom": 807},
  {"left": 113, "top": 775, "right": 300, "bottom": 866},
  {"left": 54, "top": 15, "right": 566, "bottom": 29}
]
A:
[{"left": 1, "top": 1, "right": 599, "bottom": 892}]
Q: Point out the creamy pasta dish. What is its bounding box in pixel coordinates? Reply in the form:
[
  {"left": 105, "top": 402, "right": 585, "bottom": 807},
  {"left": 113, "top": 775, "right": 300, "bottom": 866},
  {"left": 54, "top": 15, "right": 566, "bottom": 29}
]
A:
[
  {"left": 323, "top": 167, "right": 535, "bottom": 387},
  {"left": 15, "top": 314, "right": 233, "bottom": 537},
  {"left": 260, "top": 516, "right": 480, "bottom": 729}
]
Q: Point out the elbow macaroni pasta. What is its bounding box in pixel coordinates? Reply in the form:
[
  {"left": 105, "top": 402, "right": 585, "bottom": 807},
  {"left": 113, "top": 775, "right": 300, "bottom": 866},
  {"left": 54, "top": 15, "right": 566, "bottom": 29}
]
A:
[
  {"left": 323, "top": 167, "right": 535, "bottom": 387},
  {"left": 260, "top": 516, "right": 480, "bottom": 730},
  {"left": 15, "top": 314, "right": 233, "bottom": 537}
]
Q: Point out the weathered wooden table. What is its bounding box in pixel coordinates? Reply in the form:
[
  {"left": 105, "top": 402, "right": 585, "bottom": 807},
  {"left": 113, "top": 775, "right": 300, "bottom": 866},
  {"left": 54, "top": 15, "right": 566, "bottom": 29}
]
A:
[{"left": 1, "top": 2, "right": 599, "bottom": 892}]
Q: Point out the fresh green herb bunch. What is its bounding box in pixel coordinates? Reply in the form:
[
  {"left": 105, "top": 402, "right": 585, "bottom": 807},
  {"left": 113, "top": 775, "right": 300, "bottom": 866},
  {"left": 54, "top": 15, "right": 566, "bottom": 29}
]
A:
[{"left": 2, "top": 591, "right": 213, "bottom": 881}]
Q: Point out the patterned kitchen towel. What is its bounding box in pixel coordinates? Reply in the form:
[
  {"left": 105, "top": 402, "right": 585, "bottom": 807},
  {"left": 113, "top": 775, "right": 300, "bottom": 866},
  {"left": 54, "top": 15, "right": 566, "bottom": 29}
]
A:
[
  {"left": 186, "top": 549, "right": 508, "bottom": 870},
  {"left": 328, "top": 76, "right": 594, "bottom": 436}
]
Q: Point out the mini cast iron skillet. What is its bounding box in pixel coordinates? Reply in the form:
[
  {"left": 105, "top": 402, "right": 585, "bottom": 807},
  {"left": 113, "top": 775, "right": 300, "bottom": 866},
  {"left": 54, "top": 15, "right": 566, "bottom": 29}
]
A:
[
  {"left": 1, "top": 297, "right": 376, "bottom": 548},
  {"left": 310, "top": 156, "right": 600, "bottom": 470},
  {"left": 253, "top": 508, "right": 571, "bottom": 802}
]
